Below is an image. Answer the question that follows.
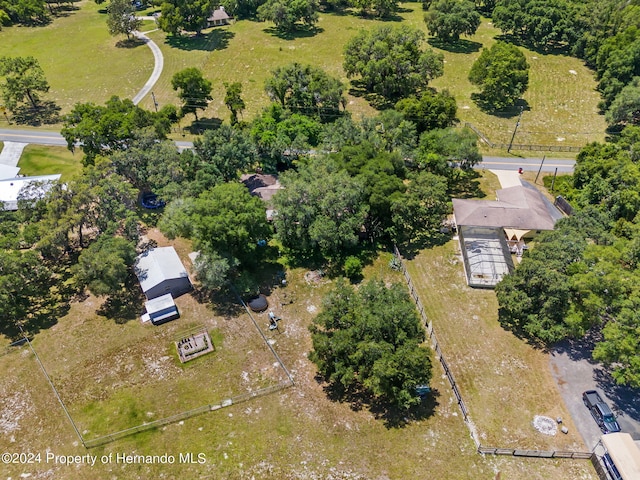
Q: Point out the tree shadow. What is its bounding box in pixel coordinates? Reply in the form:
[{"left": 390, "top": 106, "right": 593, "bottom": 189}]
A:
[
  {"left": 262, "top": 25, "right": 324, "bottom": 40},
  {"left": 371, "top": 388, "right": 440, "bottom": 428},
  {"left": 165, "top": 29, "right": 235, "bottom": 52},
  {"left": 96, "top": 278, "right": 146, "bottom": 324},
  {"left": 116, "top": 37, "right": 147, "bottom": 49},
  {"left": 347, "top": 80, "right": 394, "bottom": 110},
  {"left": 449, "top": 168, "right": 486, "bottom": 199},
  {"left": 593, "top": 367, "right": 640, "bottom": 422},
  {"left": 494, "top": 34, "right": 571, "bottom": 56},
  {"left": 397, "top": 232, "right": 451, "bottom": 260},
  {"left": 319, "top": 376, "right": 439, "bottom": 428},
  {"left": 427, "top": 37, "right": 482, "bottom": 54},
  {"left": 10, "top": 101, "right": 61, "bottom": 126},
  {"left": 471, "top": 94, "right": 530, "bottom": 118},
  {"left": 185, "top": 117, "right": 222, "bottom": 135},
  {"left": 51, "top": 2, "right": 81, "bottom": 18}
]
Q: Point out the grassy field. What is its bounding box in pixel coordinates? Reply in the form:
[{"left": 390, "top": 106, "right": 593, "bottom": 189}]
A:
[
  {"left": 0, "top": 229, "right": 596, "bottom": 479},
  {"left": 0, "top": 0, "right": 152, "bottom": 119},
  {"left": 17, "top": 145, "right": 82, "bottom": 180},
  {"left": 0, "top": 1, "right": 605, "bottom": 148}
]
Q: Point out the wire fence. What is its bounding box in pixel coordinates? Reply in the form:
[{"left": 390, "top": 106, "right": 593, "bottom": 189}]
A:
[
  {"left": 15, "top": 287, "right": 295, "bottom": 449},
  {"left": 464, "top": 122, "right": 583, "bottom": 153},
  {"left": 83, "top": 380, "right": 292, "bottom": 448},
  {"left": 392, "top": 244, "right": 594, "bottom": 462}
]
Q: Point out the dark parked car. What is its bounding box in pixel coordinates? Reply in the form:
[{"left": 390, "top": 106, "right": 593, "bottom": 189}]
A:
[
  {"left": 583, "top": 390, "right": 621, "bottom": 434},
  {"left": 141, "top": 192, "right": 165, "bottom": 210}
]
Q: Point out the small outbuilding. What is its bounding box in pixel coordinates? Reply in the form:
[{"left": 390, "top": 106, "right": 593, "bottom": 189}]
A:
[
  {"left": 0, "top": 174, "right": 61, "bottom": 211},
  {"left": 143, "top": 293, "right": 180, "bottom": 325},
  {"left": 207, "top": 6, "right": 230, "bottom": 27},
  {"left": 135, "top": 246, "right": 193, "bottom": 300}
]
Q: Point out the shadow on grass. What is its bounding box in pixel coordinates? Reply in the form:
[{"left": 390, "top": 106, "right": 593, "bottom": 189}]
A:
[
  {"left": 165, "top": 29, "right": 235, "bottom": 52},
  {"left": 185, "top": 117, "right": 223, "bottom": 135},
  {"left": 97, "top": 278, "right": 146, "bottom": 324},
  {"left": 10, "top": 101, "right": 61, "bottom": 126},
  {"left": 347, "top": 80, "right": 395, "bottom": 110},
  {"left": 116, "top": 37, "right": 147, "bottom": 48},
  {"left": 427, "top": 37, "right": 482, "bottom": 54},
  {"left": 470, "top": 94, "right": 530, "bottom": 118},
  {"left": 494, "top": 34, "right": 571, "bottom": 56},
  {"left": 397, "top": 233, "right": 451, "bottom": 260},
  {"left": 263, "top": 25, "right": 324, "bottom": 40},
  {"left": 448, "top": 168, "right": 486, "bottom": 199},
  {"left": 320, "top": 377, "right": 440, "bottom": 428}
]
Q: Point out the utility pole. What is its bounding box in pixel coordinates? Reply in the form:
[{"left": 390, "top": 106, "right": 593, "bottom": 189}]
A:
[
  {"left": 551, "top": 167, "right": 558, "bottom": 192},
  {"left": 151, "top": 91, "right": 159, "bottom": 113},
  {"left": 507, "top": 105, "right": 524, "bottom": 153},
  {"left": 534, "top": 155, "right": 546, "bottom": 184}
]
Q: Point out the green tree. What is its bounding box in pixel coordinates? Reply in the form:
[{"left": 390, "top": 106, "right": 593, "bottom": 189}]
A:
[
  {"left": 61, "top": 96, "right": 171, "bottom": 163},
  {"left": 158, "top": 0, "right": 214, "bottom": 35},
  {"left": 224, "top": 81, "right": 246, "bottom": 125},
  {"left": 425, "top": 0, "right": 480, "bottom": 43},
  {"left": 361, "top": 109, "right": 418, "bottom": 158},
  {"left": 193, "top": 251, "right": 233, "bottom": 291},
  {"left": 394, "top": 88, "right": 458, "bottom": 134},
  {"left": 492, "top": 0, "right": 581, "bottom": 49},
  {"left": 417, "top": 126, "right": 482, "bottom": 175},
  {"left": 605, "top": 76, "right": 640, "bottom": 128},
  {"left": 107, "top": 0, "right": 142, "bottom": 39},
  {"left": 273, "top": 159, "right": 368, "bottom": 259},
  {"left": 330, "top": 142, "right": 407, "bottom": 239},
  {"left": 264, "top": 63, "right": 344, "bottom": 121},
  {"left": 160, "top": 182, "right": 272, "bottom": 269},
  {"left": 109, "top": 131, "right": 186, "bottom": 198},
  {"left": 343, "top": 25, "right": 444, "bottom": 102},
  {"left": 0, "top": 56, "right": 50, "bottom": 110},
  {"left": 189, "top": 124, "right": 258, "bottom": 190},
  {"left": 0, "top": 0, "right": 47, "bottom": 25},
  {"left": 0, "top": 249, "right": 55, "bottom": 337},
  {"left": 37, "top": 157, "right": 138, "bottom": 255},
  {"left": 390, "top": 171, "right": 450, "bottom": 244},
  {"left": 257, "top": 0, "right": 319, "bottom": 32},
  {"left": 468, "top": 41, "right": 529, "bottom": 110},
  {"left": 171, "top": 67, "right": 213, "bottom": 121},
  {"left": 309, "top": 279, "right": 432, "bottom": 410},
  {"left": 73, "top": 236, "right": 137, "bottom": 297},
  {"left": 250, "top": 103, "right": 322, "bottom": 167},
  {"left": 352, "top": 0, "right": 399, "bottom": 17}
]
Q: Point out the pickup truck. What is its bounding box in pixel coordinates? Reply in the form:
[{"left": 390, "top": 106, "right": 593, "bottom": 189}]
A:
[{"left": 582, "top": 390, "right": 621, "bottom": 434}]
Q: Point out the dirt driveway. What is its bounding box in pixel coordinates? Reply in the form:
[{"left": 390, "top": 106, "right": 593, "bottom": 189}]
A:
[{"left": 549, "top": 334, "right": 640, "bottom": 451}]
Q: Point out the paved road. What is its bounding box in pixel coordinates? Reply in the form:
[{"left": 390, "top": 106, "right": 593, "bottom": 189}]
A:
[
  {"left": 550, "top": 334, "right": 640, "bottom": 451},
  {"left": 1, "top": 131, "right": 575, "bottom": 166},
  {"left": 0, "top": 129, "right": 193, "bottom": 151},
  {"left": 479, "top": 156, "right": 575, "bottom": 173},
  {"left": 0, "top": 128, "right": 68, "bottom": 147}
]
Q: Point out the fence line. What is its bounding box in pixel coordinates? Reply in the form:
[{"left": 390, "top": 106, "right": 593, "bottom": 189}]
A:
[
  {"left": 21, "top": 284, "right": 295, "bottom": 449},
  {"left": 22, "top": 333, "right": 87, "bottom": 448},
  {"left": 83, "top": 381, "right": 292, "bottom": 448},
  {"left": 392, "top": 245, "right": 593, "bottom": 461},
  {"left": 463, "top": 122, "right": 582, "bottom": 153}
]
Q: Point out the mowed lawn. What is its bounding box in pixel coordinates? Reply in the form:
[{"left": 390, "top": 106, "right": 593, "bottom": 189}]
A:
[
  {"left": 0, "top": 0, "right": 153, "bottom": 119},
  {"left": 17, "top": 145, "right": 82, "bottom": 180},
  {"left": 0, "top": 2, "right": 605, "bottom": 148}
]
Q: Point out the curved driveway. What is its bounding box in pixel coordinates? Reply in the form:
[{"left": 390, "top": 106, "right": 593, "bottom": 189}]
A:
[{"left": 131, "top": 29, "right": 164, "bottom": 106}]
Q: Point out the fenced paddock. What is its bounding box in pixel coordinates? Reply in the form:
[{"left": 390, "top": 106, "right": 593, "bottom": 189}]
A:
[
  {"left": 393, "top": 245, "right": 593, "bottom": 463},
  {"left": 14, "top": 291, "right": 294, "bottom": 448}
]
